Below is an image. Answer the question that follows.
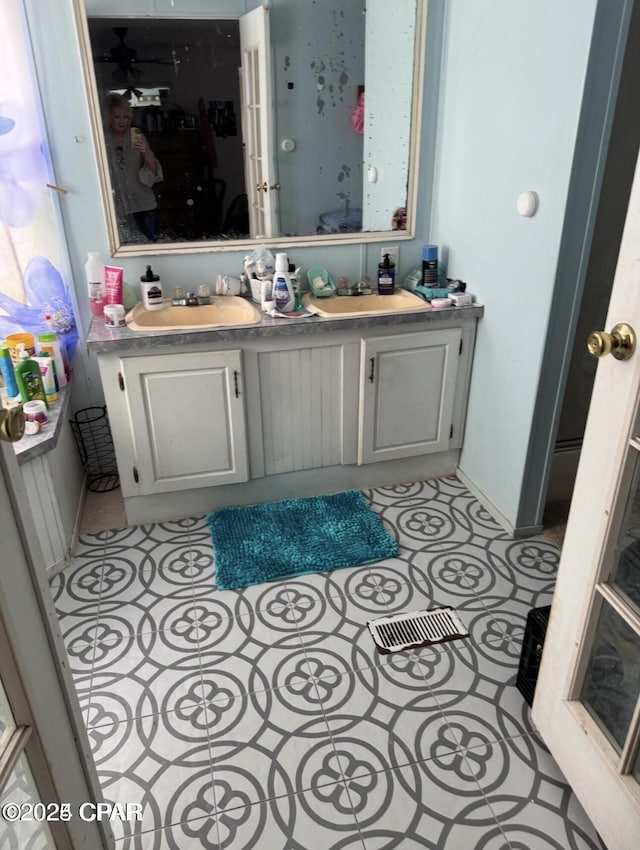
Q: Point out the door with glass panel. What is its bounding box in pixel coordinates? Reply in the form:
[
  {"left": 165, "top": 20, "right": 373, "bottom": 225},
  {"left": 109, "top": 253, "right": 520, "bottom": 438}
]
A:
[
  {"left": 0, "top": 443, "right": 106, "bottom": 849},
  {"left": 533, "top": 147, "right": 640, "bottom": 850},
  {"left": 0, "top": 641, "right": 60, "bottom": 849},
  {"left": 239, "top": 4, "right": 277, "bottom": 238}
]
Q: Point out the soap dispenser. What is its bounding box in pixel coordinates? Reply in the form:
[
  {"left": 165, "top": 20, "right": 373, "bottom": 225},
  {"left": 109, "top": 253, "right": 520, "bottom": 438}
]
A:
[
  {"left": 377, "top": 254, "right": 396, "bottom": 295},
  {"left": 140, "top": 265, "right": 164, "bottom": 311},
  {"left": 273, "top": 252, "right": 295, "bottom": 312}
]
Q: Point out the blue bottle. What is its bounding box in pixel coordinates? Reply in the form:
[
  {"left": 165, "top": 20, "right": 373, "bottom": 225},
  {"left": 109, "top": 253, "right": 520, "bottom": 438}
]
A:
[{"left": 0, "top": 344, "right": 19, "bottom": 399}]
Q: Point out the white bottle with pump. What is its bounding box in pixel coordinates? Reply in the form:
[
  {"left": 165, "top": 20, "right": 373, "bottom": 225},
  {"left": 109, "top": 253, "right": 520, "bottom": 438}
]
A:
[
  {"left": 272, "top": 252, "right": 295, "bottom": 312},
  {"left": 140, "top": 265, "right": 164, "bottom": 311}
]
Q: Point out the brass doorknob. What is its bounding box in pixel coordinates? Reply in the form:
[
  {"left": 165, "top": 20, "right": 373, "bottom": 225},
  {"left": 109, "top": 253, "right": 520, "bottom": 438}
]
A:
[
  {"left": 587, "top": 322, "right": 636, "bottom": 361},
  {"left": 256, "top": 182, "right": 267, "bottom": 192},
  {"left": 0, "top": 405, "right": 25, "bottom": 443},
  {"left": 269, "top": 182, "right": 281, "bottom": 191}
]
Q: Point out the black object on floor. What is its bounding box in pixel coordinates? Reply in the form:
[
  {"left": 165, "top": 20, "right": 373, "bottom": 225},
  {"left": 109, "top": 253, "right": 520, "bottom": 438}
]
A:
[
  {"left": 69, "top": 406, "right": 120, "bottom": 493},
  {"left": 517, "top": 605, "right": 552, "bottom": 707}
]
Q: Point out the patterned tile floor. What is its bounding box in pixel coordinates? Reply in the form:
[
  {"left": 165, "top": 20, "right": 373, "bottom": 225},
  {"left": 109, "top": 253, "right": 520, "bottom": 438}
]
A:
[{"left": 50, "top": 477, "right": 607, "bottom": 849}]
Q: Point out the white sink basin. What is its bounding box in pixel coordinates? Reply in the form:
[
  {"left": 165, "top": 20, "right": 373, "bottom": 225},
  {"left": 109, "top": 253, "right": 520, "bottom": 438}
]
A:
[
  {"left": 303, "top": 289, "right": 430, "bottom": 318},
  {"left": 126, "top": 298, "right": 262, "bottom": 331}
]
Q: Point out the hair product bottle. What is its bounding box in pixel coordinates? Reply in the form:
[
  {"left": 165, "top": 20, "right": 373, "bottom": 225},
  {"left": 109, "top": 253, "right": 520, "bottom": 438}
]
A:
[
  {"left": 14, "top": 344, "right": 48, "bottom": 406},
  {"left": 422, "top": 245, "right": 438, "bottom": 286}
]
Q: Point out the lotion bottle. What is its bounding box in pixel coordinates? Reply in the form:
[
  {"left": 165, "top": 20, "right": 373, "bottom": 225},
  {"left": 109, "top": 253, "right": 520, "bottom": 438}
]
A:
[
  {"left": 38, "top": 315, "right": 68, "bottom": 388},
  {"left": 272, "top": 252, "right": 295, "bottom": 312},
  {"left": 85, "top": 252, "right": 106, "bottom": 316}
]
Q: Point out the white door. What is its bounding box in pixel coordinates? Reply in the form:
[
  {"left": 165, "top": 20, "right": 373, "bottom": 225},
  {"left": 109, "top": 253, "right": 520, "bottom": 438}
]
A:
[
  {"left": 0, "top": 442, "right": 106, "bottom": 849},
  {"left": 532, "top": 148, "right": 640, "bottom": 849},
  {"left": 358, "top": 329, "right": 461, "bottom": 464},
  {"left": 239, "top": 5, "right": 277, "bottom": 239}
]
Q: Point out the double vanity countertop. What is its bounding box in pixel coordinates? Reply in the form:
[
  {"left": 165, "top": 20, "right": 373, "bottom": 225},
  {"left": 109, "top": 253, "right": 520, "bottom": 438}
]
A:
[{"left": 85, "top": 297, "right": 484, "bottom": 354}]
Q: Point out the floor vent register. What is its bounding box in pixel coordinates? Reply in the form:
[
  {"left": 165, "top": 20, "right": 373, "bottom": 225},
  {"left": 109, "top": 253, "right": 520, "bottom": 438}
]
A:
[{"left": 368, "top": 607, "right": 468, "bottom": 654}]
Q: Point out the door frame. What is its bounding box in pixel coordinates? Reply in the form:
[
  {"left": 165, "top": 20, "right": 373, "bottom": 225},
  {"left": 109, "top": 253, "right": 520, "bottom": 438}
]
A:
[
  {"left": 0, "top": 441, "right": 108, "bottom": 849},
  {"left": 516, "top": 0, "right": 635, "bottom": 534}
]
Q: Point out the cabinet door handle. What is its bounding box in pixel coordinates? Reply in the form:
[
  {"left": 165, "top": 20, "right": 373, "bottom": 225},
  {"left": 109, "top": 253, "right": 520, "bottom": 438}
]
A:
[
  {"left": 234, "top": 370, "right": 239, "bottom": 398},
  {"left": 369, "top": 357, "right": 375, "bottom": 383}
]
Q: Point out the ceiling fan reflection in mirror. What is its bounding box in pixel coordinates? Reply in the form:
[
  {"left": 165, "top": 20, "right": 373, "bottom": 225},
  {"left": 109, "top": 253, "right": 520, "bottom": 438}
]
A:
[{"left": 93, "top": 27, "right": 175, "bottom": 99}]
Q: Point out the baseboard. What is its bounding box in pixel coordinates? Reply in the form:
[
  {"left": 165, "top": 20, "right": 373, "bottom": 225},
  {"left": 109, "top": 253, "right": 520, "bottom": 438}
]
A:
[
  {"left": 124, "top": 453, "right": 461, "bottom": 526},
  {"left": 45, "top": 555, "right": 69, "bottom": 581},
  {"left": 70, "top": 474, "right": 88, "bottom": 556},
  {"left": 456, "top": 467, "right": 543, "bottom": 538}
]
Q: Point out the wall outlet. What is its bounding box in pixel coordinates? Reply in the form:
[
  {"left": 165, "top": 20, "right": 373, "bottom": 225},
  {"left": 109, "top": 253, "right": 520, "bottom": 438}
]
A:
[{"left": 380, "top": 246, "right": 399, "bottom": 268}]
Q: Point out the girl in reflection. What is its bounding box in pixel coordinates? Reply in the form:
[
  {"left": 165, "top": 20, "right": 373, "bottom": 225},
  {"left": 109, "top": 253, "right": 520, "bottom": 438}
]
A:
[{"left": 104, "top": 94, "right": 163, "bottom": 242}]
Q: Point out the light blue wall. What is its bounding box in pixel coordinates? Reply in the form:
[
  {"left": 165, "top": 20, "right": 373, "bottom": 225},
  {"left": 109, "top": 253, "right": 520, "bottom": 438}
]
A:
[{"left": 430, "top": 0, "right": 600, "bottom": 531}]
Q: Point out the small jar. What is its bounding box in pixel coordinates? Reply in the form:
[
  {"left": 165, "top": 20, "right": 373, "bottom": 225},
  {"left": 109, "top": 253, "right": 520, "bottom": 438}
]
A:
[
  {"left": 23, "top": 399, "right": 48, "bottom": 434},
  {"left": 104, "top": 303, "right": 126, "bottom": 327}
]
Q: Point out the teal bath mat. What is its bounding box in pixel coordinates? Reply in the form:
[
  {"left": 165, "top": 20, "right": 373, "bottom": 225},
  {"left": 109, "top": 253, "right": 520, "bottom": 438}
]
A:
[{"left": 207, "top": 490, "right": 398, "bottom": 591}]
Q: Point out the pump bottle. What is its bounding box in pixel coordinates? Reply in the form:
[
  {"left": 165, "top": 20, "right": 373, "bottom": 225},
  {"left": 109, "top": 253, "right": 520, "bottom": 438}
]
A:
[{"left": 377, "top": 253, "right": 396, "bottom": 295}]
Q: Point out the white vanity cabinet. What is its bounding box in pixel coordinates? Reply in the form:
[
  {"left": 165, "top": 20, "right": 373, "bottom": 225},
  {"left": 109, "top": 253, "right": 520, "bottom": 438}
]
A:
[
  {"left": 112, "top": 349, "right": 249, "bottom": 495},
  {"left": 358, "top": 328, "right": 462, "bottom": 464},
  {"left": 92, "top": 309, "right": 480, "bottom": 524}
]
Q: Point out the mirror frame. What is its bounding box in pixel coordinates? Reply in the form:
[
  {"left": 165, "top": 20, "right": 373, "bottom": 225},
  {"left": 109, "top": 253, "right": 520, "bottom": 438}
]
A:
[{"left": 73, "top": 0, "right": 427, "bottom": 257}]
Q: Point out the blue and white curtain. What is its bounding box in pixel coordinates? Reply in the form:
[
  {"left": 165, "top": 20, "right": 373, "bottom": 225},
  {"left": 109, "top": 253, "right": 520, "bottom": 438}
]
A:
[{"left": 0, "top": 0, "right": 78, "bottom": 361}]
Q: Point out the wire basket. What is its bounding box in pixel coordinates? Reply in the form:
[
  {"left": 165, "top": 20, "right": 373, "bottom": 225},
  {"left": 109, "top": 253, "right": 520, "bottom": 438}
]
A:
[{"left": 69, "top": 406, "right": 120, "bottom": 493}]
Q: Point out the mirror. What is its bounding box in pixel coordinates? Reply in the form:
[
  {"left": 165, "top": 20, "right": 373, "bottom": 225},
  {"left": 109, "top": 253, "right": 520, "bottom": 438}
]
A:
[{"left": 76, "top": 0, "right": 425, "bottom": 254}]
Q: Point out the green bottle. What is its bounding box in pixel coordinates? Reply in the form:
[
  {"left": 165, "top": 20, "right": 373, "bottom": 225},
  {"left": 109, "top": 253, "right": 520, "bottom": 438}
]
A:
[{"left": 14, "top": 343, "right": 48, "bottom": 407}]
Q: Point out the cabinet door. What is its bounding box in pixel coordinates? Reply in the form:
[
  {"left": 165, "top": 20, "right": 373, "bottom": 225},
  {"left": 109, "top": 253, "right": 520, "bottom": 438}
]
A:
[
  {"left": 359, "top": 328, "right": 462, "bottom": 464},
  {"left": 255, "top": 342, "right": 352, "bottom": 475},
  {"left": 122, "top": 350, "right": 248, "bottom": 494}
]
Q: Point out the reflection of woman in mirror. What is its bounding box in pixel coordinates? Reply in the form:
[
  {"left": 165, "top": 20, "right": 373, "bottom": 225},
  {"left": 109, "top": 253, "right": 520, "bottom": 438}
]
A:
[
  {"left": 104, "top": 94, "right": 163, "bottom": 242},
  {"left": 392, "top": 207, "right": 407, "bottom": 231}
]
